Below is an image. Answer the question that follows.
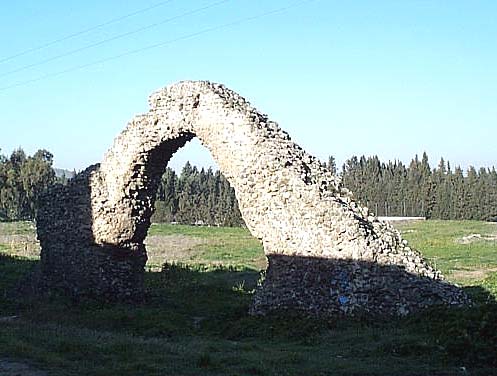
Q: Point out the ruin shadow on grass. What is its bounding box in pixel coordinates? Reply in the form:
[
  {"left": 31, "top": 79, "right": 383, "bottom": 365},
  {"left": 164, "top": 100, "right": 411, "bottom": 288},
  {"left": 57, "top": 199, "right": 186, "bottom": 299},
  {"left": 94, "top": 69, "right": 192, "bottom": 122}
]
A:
[
  {"left": 1, "top": 254, "right": 497, "bottom": 375},
  {"left": 252, "top": 254, "right": 470, "bottom": 317}
]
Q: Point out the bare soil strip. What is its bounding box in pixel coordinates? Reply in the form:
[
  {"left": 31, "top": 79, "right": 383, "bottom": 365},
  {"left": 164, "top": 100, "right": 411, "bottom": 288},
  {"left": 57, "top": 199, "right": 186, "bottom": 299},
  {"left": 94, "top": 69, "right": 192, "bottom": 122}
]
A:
[
  {"left": 449, "top": 267, "right": 497, "bottom": 281},
  {"left": 144, "top": 234, "right": 210, "bottom": 270},
  {"left": 0, "top": 234, "right": 40, "bottom": 258},
  {"left": 456, "top": 233, "right": 497, "bottom": 244}
]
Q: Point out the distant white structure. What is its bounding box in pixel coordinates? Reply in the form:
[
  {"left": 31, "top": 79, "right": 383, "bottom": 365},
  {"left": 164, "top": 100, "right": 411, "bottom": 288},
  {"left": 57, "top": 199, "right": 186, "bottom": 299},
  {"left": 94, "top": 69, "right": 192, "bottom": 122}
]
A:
[{"left": 378, "top": 216, "right": 426, "bottom": 222}]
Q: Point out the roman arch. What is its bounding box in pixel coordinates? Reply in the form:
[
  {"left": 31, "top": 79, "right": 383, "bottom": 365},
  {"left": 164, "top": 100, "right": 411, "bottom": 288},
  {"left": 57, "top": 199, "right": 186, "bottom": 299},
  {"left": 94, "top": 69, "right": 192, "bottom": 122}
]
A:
[{"left": 36, "top": 81, "right": 468, "bottom": 316}]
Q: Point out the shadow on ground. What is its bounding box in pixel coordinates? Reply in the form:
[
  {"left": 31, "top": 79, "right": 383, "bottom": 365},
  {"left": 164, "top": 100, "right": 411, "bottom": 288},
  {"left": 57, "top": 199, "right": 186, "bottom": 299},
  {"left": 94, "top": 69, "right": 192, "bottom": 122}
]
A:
[{"left": 1, "top": 253, "right": 497, "bottom": 375}]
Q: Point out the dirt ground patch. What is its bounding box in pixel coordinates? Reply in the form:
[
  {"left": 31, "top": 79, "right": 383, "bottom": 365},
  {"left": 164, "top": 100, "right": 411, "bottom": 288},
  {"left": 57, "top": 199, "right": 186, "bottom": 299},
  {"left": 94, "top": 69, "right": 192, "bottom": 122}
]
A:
[
  {"left": 0, "top": 229, "right": 210, "bottom": 269},
  {"left": 449, "top": 267, "right": 497, "bottom": 282},
  {"left": 0, "top": 359, "right": 47, "bottom": 376},
  {"left": 456, "top": 233, "right": 497, "bottom": 244},
  {"left": 144, "top": 234, "right": 210, "bottom": 270},
  {"left": 0, "top": 234, "right": 40, "bottom": 258}
]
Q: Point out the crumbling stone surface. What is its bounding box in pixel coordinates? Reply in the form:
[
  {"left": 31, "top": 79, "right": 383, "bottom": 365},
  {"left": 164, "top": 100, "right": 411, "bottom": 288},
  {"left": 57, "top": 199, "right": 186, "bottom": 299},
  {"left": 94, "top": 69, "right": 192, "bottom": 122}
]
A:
[{"left": 37, "top": 80, "right": 469, "bottom": 315}]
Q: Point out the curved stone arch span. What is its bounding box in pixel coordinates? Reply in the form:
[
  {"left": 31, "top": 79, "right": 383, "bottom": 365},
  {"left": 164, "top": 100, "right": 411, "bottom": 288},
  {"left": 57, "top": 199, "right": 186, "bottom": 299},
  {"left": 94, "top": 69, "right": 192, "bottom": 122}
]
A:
[
  {"left": 93, "top": 80, "right": 346, "bottom": 256},
  {"left": 37, "top": 81, "right": 469, "bottom": 316}
]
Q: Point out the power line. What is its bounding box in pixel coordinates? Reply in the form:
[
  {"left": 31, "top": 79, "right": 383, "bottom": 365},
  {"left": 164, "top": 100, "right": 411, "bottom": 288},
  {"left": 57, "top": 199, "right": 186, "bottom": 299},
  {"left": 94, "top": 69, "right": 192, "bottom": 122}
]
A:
[
  {"left": 0, "top": 0, "right": 318, "bottom": 92},
  {"left": 0, "top": 0, "right": 177, "bottom": 64},
  {"left": 0, "top": 0, "right": 229, "bottom": 79}
]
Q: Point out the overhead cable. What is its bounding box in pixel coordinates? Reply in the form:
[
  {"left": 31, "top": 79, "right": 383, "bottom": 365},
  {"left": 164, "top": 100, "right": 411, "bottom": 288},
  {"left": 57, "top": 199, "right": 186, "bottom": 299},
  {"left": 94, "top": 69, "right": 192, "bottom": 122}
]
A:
[
  {"left": 0, "top": 0, "right": 177, "bottom": 64},
  {"left": 0, "top": 0, "right": 318, "bottom": 92},
  {"left": 0, "top": 0, "right": 229, "bottom": 78}
]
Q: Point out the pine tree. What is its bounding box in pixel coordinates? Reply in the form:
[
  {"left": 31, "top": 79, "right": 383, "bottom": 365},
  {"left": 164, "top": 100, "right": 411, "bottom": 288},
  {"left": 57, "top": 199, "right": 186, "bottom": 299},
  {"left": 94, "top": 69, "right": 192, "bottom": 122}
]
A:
[
  {"left": 451, "top": 166, "right": 467, "bottom": 219},
  {"left": 485, "top": 168, "right": 496, "bottom": 220},
  {"left": 431, "top": 158, "right": 452, "bottom": 219},
  {"left": 327, "top": 156, "right": 337, "bottom": 175},
  {"left": 419, "top": 152, "right": 433, "bottom": 218},
  {"left": 466, "top": 166, "right": 479, "bottom": 219},
  {"left": 407, "top": 155, "right": 422, "bottom": 216}
]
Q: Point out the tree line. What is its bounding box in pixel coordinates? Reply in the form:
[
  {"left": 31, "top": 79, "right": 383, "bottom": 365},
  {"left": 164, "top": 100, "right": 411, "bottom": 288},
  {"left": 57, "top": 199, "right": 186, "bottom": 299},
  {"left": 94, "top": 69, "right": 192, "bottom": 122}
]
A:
[
  {"left": 340, "top": 152, "right": 497, "bottom": 221},
  {"left": 153, "top": 152, "right": 497, "bottom": 224},
  {"left": 0, "top": 147, "right": 243, "bottom": 225},
  {"left": 1, "top": 147, "right": 495, "bottom": 223},
  {"left": 152, "top": 162, "right": 243, "bottom": 226}
]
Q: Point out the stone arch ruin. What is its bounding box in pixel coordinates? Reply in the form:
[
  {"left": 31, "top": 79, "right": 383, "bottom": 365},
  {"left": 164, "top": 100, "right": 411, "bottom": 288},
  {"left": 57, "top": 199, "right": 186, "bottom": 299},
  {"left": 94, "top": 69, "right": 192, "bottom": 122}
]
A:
[{"left": 36, "top": 80, "right": 468, "bottom": 316}]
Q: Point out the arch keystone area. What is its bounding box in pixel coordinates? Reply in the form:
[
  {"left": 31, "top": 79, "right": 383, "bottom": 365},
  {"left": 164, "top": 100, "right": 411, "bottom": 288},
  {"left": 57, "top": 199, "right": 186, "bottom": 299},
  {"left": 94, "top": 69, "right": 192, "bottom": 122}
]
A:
[{"left": 36, "top": 80, "right": 469, "bottom": 316}]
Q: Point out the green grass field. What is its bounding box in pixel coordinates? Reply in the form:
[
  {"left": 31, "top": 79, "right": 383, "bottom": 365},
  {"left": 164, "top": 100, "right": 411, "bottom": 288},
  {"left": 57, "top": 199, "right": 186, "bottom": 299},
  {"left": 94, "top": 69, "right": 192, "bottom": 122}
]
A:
[
  {"left": 397, "top": 220, "right": 497, "bottom": 280},
  {"left": 0, "top": 221, "right": 496, "bottom": 375}
]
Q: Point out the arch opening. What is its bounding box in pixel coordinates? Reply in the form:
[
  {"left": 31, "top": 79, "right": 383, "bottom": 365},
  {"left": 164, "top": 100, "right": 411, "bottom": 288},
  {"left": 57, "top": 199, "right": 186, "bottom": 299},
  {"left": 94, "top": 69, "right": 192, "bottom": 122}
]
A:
[
  {"left": 144, "top": 138, "right": 264, "bottom": 272},
  {"left": 36, "top": 81, "right": 469, "bottom": 316}
]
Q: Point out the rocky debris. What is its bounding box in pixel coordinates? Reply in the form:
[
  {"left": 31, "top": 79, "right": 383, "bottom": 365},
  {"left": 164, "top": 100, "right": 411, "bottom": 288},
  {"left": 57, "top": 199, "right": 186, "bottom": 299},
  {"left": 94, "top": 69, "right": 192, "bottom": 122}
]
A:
[{"left": 36, "top": 80, "right": 469, "bottom": 315}]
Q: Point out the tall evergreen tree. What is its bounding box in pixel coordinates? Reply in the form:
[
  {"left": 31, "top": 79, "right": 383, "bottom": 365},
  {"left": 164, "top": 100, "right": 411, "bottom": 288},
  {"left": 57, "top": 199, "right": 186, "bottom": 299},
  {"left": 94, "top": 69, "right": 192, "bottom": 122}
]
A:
[
  {"left": 0, "top": 148, "right": 55, "bottom": 220},
  {"left": 327, "top": 156, "right": 337, "bottom": 175}
]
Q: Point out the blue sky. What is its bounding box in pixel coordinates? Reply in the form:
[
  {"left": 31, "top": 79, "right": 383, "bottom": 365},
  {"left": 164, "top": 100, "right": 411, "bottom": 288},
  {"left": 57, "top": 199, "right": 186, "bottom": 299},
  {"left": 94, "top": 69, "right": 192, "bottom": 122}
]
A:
[{"left": 0, "top": 0, "right": 495, "bottom": 172}]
